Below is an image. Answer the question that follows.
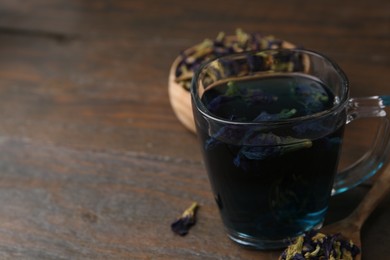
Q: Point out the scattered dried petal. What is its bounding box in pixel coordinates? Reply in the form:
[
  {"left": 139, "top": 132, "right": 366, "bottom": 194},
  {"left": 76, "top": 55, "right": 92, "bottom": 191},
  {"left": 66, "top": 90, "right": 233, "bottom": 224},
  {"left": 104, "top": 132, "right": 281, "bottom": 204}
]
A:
[{"left": 171, "top": 202, "right": 199, "bottom": 236}]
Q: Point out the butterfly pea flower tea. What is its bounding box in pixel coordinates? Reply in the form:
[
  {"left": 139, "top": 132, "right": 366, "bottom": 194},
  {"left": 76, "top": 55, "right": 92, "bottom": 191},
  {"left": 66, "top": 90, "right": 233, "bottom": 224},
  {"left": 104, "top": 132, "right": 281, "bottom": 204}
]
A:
[
  {"left": 191, "top": 49, "right": 390, "bottom": 249},
  {"left": 199, "top": 74, "right": 343, "bottom": 241}
]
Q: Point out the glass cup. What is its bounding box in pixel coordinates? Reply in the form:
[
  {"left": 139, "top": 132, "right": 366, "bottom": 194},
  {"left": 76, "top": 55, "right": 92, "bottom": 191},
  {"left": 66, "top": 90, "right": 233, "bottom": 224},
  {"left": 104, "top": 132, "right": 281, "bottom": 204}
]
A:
[{"left": 190, "top": 49, "right": 390, "bottom": 249}]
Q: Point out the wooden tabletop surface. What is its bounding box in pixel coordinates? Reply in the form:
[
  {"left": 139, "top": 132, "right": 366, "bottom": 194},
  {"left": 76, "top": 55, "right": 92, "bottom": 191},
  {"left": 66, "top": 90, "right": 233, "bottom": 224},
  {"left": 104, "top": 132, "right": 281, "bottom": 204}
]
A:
[{"left": 0, "top": 0, "right": 389, "bottom": 259}]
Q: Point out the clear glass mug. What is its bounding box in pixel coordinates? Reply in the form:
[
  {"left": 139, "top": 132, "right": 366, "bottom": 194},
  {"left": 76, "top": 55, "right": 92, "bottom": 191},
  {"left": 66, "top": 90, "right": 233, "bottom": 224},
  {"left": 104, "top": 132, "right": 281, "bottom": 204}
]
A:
[{"left": 190, "top": 49, "right": 390, "bottom": 249}]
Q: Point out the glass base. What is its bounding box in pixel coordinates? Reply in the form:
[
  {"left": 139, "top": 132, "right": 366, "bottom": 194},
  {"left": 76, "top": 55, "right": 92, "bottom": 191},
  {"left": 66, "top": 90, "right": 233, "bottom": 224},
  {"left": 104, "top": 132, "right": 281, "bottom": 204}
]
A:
[
  {"left": 226, "top": 222, "right": 324, "bottom": 250},
  {"left": 227, "top": 230, "right": 291, "bottom": 250}
]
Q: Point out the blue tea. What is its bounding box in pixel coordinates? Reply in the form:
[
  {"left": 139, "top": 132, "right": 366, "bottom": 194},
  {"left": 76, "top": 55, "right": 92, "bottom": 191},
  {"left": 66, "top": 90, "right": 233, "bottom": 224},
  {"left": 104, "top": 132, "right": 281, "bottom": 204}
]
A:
[{"left": 195, "top": 74, "right": 344, "bottom": 247}]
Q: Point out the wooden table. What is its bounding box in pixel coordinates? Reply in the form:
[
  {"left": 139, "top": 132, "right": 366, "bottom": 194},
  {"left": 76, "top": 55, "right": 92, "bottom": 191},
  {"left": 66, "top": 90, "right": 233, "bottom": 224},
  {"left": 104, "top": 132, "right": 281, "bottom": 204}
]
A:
[{"left": 0, "top": 1, "right": 388, "bottom": 259}]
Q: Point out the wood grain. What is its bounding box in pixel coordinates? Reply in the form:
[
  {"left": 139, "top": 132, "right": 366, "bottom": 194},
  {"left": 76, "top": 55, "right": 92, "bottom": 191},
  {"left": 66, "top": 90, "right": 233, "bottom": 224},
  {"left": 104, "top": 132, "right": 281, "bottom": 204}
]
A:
[
  {"left": 0, "top": 0, "right": 388, "bottom": 259},
  {"left": 321, "top": 163, "right": 390, "bottom": 260}
]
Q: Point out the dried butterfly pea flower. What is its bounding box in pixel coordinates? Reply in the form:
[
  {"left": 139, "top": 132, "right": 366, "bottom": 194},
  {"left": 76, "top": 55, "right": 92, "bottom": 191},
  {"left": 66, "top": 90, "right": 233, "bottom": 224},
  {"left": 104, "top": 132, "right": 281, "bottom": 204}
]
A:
[
  {"left": 282, "top": 236, "right": 305, "bottom": 260},
  {"left": 215, "top": 31, "right": 226, "bottom": 43},
  {"left": 253, "top": 109, "right": 297, "bottom": 122},
  {"left": 236, "top": 28, "right": 250, "bottom": 46},
  {"left": 171, "top": 202, "right": 199, "bottom": 236},
  {"left": 225, "top": 81, "right": 241, "bottom": 96},
  {"left": 233, "top": 133, "right": 312, "bottom": 167},
  {"left": 228, "top": 80, "right": 278, "bottom": 104},
  {"left": 292, "top": 81, "right": 329, "bottom": 114},
  {"left": 175, "top": 29, "right": 288, "bottom": 91},
  {"left": 279, "top": 230, "right": 360, "bottom": 260},
  {"left": 205, "top": 95, "right": 234, "bottom": 113},
  {"left": 245, "top": 88, "right": 278, "bottom": 105},
  {"left": 205, "top": 125, "right": 247, "bottom": 150},
  {"left": 246, "top": 53, "right": 267, "bottom": 72},
  {"left": 205, "top": 81, "right": 278, "bottom": 117},
  {"left": 204, "top": 111, "right": 313, "bottom": 166}
]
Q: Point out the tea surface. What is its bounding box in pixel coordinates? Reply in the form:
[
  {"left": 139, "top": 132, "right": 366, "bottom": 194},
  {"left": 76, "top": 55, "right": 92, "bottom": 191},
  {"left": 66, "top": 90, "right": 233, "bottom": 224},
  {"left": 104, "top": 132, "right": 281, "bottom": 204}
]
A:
[{"left": 202, "top": 73, "right": 334, "bottom": 122}]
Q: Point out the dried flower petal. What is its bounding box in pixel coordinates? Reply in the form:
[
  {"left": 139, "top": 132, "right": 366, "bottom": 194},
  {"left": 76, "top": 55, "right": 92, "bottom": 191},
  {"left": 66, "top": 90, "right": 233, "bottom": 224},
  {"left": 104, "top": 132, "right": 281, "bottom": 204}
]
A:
[
  {"left": 233, "top": 133, "right": 312, "bottom": 167},
  {"left": 171, "top": 202, "right": 199, "bottom": 236},
  {"left": 279, "top": 230, "right": 361, "bottom": 260},
  {"left": 174, "top": 29, "right": 289, "bottom": 91},
  {"left": 253, "top": 109, "right": 297, "bottom": 122},
  {"left": 292, "top": 80, "right": 329, "bottom": 114},
  {"left": 205, "top": 124, "right": 248, "bottom": 151}
]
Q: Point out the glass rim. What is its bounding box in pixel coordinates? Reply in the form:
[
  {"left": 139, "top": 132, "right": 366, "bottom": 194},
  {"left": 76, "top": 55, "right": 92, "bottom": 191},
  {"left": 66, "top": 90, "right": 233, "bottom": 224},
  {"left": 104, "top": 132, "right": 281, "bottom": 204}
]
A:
[{"left": 190, "top": 48, "right": 350, "bottom": 126}]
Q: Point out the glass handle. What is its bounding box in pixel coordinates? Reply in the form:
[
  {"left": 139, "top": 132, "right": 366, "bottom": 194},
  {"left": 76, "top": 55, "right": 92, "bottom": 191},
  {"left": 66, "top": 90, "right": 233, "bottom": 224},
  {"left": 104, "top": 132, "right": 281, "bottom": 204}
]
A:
[
  {"left": 346, "top": 96, "right": 389, "bottom": 123},
  {"left": 332, "top": 96, "right": 390, "bottom": 195}
]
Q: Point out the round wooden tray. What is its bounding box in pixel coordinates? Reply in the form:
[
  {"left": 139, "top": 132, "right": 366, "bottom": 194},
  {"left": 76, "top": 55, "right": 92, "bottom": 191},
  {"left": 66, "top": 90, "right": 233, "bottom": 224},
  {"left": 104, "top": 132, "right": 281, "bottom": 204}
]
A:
[{"left": 168, "top": 36, "right": 297, "bottom": 133}]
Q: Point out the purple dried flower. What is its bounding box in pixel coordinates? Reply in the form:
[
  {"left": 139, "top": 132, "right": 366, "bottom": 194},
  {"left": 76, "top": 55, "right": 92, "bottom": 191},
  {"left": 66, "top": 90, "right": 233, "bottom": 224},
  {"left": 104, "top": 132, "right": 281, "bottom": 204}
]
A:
[
  {"left": 245, "top": 88, "right": 278, "bottom": 104},
  {"left": 234, "top": 146, "right": 279, "bottom": 164},
  {"left": 225, "top": 81, "right": 263, "bottom": 104},
  {"left": 171, "top": 202, "right": 199, "bottom": 236},
  {"left": 291, "top": 254, "right": 305, "bottom": 260},
  {"left": 205, "top": 125, "right": 247, "bottom": 150},
  {"left": 279, "top": 230, "right": 361, "bottom": 260},
  {"left": 253, "top": 109, "right": 297, "bottom": 122},
  {"left": 293, "top": 82, "right": 329, "bottom": 114},
  {"left": 174, "top": 29, "right": 296, "bottom": 91},
  {"left": 233, "top": 133, "right": 312, "bottom": 167},
  {"left": 206, "top": 95, "right": 233, "bottom": 113},
  {"left": 246, "top": 53, "right": 267, "bottom": 72}
]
